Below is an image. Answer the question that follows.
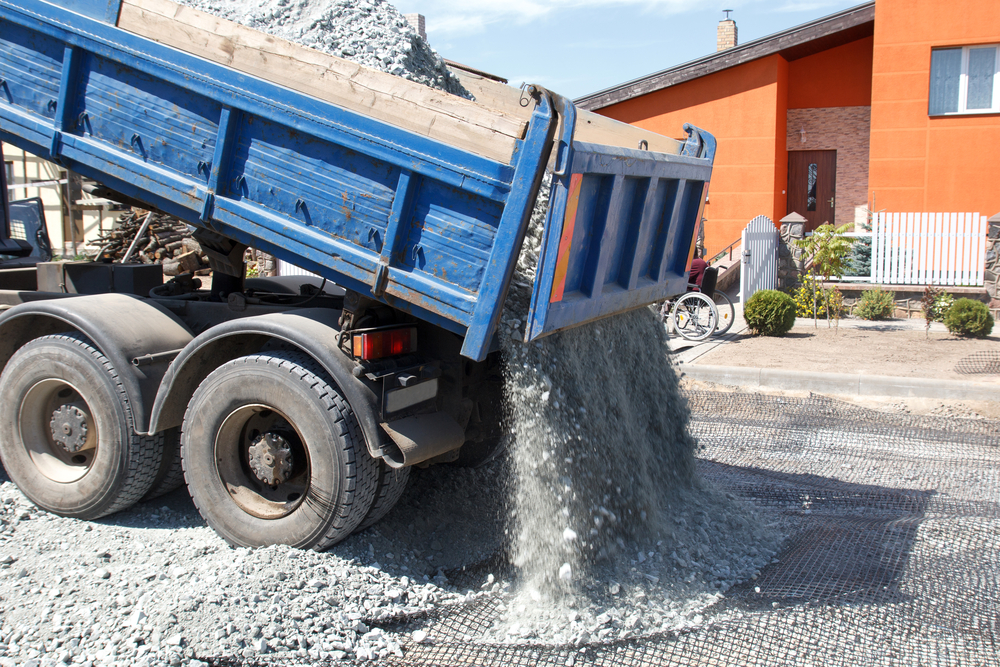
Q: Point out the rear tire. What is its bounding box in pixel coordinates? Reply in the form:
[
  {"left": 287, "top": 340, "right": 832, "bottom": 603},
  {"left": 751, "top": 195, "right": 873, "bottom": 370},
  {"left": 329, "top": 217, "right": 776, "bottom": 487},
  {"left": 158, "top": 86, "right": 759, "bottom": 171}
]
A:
[
  {"left": 356, "top": 462, "right": 410, "bottom": 531},
  {"left": 181, "top": 351, "right": 378, "bottom": 549},
  {"left": 712, "top": 290, "right": 736, "bottom": 336},
  {"left": 0, "top": 333, "right": 160, "bottom": 519},
  {"left": 141, "top": 427, "right": 184, "bottom": 501}
]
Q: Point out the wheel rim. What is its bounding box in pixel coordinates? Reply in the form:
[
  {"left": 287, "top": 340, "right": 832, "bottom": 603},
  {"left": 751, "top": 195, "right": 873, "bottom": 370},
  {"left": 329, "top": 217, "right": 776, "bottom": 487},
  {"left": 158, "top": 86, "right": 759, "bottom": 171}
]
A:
[
  {"left": 18, "top": 379, "right": 98, "bottom": 483},
  {"left": 215, "top": 404, "right": 310, "bottom": 520},
  {"left": 672, "top": 293, "right": 717, "bottom": 341}
]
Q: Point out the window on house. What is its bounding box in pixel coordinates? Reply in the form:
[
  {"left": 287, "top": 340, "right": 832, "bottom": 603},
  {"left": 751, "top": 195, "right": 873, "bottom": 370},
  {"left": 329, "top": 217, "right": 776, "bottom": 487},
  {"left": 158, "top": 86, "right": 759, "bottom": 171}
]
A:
[
  {"left": 806, "top": 163, "right": 817, "bottom": 211},
  {"left": 929, "top": 45, "right": 999, "bottom": 115}
]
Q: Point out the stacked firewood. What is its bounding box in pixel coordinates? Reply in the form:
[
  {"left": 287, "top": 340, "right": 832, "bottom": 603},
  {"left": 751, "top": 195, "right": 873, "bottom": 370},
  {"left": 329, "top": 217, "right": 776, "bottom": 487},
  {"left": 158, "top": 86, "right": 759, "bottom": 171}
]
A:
[{"left": 90, "top": 209, "right": 211, "bottom": 276}]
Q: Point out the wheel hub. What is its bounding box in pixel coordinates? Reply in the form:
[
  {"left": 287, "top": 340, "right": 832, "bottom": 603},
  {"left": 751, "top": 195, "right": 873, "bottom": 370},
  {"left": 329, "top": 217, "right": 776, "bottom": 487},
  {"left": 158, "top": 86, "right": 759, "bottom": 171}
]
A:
[
  {"left": 49, "top": 403, "right": 90, "bottom": 453},
  {"left": 247, "top": 433, "right": 294, "bottom": 486}
]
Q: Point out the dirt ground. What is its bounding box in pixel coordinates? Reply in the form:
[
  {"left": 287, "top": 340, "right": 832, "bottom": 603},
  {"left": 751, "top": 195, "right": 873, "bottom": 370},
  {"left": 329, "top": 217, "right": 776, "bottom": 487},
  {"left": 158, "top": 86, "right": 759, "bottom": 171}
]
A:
[
  {"left": 698, "top": 321, "right": 1000, "bottom": 384},
  {"left": 691, "top": 320, "right": 1000, "bottom": 420}
]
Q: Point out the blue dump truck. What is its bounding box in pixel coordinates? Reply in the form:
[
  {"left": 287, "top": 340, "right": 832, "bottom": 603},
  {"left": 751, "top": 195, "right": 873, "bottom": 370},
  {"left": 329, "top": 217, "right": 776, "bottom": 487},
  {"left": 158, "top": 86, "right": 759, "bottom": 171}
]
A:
[{"left": 0, "top": 0, "right": 715, "bottom": 549}]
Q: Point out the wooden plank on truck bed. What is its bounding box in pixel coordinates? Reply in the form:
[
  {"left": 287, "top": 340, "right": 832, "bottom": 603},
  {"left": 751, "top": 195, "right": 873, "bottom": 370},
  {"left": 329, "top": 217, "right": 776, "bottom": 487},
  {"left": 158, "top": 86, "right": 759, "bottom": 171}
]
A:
[
  {"left": 118, "top": 0, "right": 527, "bottom": 164},
  {"left": 451, "top": 68, "right": 684, "bottom": 155}
]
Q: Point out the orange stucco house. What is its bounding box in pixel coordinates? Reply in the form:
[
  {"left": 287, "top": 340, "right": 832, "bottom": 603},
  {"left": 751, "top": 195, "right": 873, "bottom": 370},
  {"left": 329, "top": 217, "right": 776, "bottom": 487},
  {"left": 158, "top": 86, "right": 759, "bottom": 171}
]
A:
[{"left": 577, "top": 0, "right": 1000, "bottom": 258}]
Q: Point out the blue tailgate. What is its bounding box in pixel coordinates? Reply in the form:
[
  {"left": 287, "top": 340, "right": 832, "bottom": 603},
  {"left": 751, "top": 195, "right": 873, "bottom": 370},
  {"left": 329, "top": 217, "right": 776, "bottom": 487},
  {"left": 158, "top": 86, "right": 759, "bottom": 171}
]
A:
[{"left": 526, "top": 102, "right": 715, "bottom": 341}]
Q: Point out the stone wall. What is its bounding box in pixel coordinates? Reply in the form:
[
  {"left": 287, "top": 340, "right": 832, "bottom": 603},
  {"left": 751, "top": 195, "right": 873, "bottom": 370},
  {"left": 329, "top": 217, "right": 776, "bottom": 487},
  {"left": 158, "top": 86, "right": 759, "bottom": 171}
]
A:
[
  {"left": 832, "top": 285, "right": 995, "bottom": 319},
  {"left": 985, "top": 214, "right": 1000, "bottom": 311},
  {"left": 777, "top": 213, "right": 806, "bottom": 290},
  {"left": 786, "top": 107, "right": 871, "bottom": 228}
]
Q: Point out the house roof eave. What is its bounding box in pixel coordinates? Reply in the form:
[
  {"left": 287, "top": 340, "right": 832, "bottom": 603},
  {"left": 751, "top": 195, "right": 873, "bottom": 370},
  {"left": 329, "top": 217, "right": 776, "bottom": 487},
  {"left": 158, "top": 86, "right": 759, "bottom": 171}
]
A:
[{"left": 576, "top": 1, "right": 875, "bottom": 111}]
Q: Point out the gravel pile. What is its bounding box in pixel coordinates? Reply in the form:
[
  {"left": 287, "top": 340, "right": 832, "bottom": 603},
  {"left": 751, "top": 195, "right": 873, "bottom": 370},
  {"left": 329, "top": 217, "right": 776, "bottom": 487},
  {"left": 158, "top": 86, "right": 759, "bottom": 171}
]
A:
[
  {"left": 489, "top": 185, "right": 784, "bottom": 642},
  {"left": 176, "top": 0, "right": 468, "bottom": 97},
  {"left": 0, "top": 466, "right": 497, "bottom": 667}
]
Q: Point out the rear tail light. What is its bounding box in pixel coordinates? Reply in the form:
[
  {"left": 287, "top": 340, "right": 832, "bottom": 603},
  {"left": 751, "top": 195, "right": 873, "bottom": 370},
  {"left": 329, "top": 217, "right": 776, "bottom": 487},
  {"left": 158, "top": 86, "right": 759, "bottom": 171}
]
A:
[{"left": 352, "top": 327, "right": 417, "bottom": 360}]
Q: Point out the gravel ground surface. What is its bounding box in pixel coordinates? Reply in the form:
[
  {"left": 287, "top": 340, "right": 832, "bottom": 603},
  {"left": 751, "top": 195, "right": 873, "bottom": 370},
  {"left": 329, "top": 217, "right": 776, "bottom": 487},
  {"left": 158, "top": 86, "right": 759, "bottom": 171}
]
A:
[
  {"left": 0, "top": 446, "right": 782, "bottom": 666},
  {"left": 1, "top": 389, "right": 994, "bottom": 667},
  {"left": 0, "top": 464, "right": 485, "bottom": 667}
]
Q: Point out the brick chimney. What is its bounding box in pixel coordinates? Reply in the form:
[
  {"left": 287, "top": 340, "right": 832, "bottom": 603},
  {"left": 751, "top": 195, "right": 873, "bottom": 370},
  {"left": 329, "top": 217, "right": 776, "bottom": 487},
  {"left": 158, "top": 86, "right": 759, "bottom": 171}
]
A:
[
  {"left": 717, "top": 10, "right": 737, "bottom": 52},
  {"left": 404, "top": 13, "right": 426, "bottom": 41}
]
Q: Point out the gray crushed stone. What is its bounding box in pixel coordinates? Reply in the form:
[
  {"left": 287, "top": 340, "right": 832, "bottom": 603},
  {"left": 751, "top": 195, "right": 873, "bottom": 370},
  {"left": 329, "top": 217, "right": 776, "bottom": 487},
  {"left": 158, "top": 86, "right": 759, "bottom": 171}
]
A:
[
  {"left": 175, "top": 0, "right": 469, "bottom": 97},
  {"left": 0, "top": 465, "right": 496, "bottom": 666},
  {"left": 488, "top": 179, "right": 784, "bottom": 643}
]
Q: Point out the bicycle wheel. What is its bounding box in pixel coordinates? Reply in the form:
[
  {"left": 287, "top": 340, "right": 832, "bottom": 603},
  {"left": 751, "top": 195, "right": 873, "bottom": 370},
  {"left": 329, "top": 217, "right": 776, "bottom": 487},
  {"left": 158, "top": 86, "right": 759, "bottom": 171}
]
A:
[
  {"left": 670, "top": 292, "right": 718, "bottom": 341},
  {"left": 711, "top": 291, "right": 736, "bottom": 336}
]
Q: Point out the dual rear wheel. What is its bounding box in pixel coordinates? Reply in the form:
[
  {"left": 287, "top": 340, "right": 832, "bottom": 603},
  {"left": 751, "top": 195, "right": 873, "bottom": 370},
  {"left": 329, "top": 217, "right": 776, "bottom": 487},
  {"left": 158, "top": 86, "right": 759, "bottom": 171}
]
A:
[
  {"left": 0, "top": 338, "right": 407, "bottom": 548},
  {"left": 179, "top": 351, "right": 407, "bottom": 549}
]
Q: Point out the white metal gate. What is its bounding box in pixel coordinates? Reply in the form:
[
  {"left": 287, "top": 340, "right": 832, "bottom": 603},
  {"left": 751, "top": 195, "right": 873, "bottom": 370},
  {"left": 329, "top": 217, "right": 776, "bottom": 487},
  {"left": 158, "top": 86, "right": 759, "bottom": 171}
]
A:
[{"left": 739, "top": 215, "right": 778, "bottom": 303}]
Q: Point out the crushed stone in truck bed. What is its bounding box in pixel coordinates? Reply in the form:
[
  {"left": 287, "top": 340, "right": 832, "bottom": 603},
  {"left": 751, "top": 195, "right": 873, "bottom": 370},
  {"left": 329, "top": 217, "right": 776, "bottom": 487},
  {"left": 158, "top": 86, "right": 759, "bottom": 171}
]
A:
[{"left": 176, "top": 0, "right": 469, "bottom": 97}]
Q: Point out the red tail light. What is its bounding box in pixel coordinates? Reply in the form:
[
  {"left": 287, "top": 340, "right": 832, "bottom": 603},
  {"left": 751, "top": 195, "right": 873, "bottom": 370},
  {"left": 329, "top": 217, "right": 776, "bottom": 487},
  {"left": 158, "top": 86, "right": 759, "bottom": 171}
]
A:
[{"left": 352, "top": 327, "right": 417, "bottom": 360}]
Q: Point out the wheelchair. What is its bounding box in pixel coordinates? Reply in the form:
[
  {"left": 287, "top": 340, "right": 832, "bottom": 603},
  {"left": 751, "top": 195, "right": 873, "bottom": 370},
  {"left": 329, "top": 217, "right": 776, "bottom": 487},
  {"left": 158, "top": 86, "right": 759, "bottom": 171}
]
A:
[{"left": 661, "top": 266, "right": 735, "bottom": 341}]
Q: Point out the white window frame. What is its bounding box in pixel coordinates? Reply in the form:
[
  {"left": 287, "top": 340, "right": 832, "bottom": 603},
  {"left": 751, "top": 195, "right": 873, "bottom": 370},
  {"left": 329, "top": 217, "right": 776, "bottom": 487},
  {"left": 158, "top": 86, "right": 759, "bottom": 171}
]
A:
[{"left": 929, "top": 44, "right": 1000, "bottom": 116}]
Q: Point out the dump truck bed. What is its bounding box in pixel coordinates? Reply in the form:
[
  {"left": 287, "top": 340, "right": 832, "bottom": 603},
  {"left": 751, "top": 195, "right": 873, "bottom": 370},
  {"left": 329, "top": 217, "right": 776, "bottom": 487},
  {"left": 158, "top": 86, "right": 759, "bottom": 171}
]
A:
[{"left": 0, "top": 0, "right": 715, "bottom": 359}]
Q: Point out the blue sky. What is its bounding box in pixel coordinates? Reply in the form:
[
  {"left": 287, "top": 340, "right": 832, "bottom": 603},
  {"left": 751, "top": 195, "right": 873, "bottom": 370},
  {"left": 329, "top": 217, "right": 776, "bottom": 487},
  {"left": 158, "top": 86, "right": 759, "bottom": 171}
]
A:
[{"left": 392, "top": 0, "right": 865, "bottom": 100}]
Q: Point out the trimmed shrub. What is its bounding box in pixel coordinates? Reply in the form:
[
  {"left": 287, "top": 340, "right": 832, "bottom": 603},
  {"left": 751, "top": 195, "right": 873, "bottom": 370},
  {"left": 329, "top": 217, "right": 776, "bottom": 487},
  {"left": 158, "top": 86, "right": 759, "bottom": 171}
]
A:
[
  {"left": 854, "top": 286, "right": 895, "bottom": 320},
  {"left": 943, "top": 298, "right": 994, "bottom": 338},
  {"left": 744, "top": 289, "right": 797, "bottom": 336}
]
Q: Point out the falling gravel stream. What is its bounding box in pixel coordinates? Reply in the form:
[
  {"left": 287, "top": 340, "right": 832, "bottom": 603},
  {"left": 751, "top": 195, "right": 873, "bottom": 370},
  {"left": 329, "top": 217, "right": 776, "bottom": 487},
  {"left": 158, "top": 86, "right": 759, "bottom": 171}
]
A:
[{"left": 489, "top": 186, "right": 782, "bottom": 642}]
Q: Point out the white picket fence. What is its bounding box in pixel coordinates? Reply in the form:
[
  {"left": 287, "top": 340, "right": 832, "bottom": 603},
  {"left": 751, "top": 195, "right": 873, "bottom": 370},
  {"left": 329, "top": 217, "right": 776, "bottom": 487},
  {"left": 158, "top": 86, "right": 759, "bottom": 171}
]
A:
[{"left": 871, "top": 212, "right": 987, "bottom": 286}]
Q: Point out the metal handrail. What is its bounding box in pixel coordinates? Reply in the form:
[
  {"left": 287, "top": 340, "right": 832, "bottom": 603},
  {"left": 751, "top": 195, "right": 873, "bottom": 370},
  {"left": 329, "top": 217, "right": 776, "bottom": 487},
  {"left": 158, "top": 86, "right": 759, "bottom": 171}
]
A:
[{"left": 708, "top": 237, "right": 741, "bottom": 265}]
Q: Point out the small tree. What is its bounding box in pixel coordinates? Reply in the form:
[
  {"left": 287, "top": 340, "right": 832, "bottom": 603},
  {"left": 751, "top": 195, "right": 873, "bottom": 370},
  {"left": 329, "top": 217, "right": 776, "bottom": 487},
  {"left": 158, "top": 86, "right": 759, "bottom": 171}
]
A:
[
  {"left": 920, "top": 286, "right": 940, "bottom": 339},
  {"left": 794, "top": 223, "right": 853, "bottom": 327},
  {"left": 846, "top": 220, "right": 872, "bottom": 277}
]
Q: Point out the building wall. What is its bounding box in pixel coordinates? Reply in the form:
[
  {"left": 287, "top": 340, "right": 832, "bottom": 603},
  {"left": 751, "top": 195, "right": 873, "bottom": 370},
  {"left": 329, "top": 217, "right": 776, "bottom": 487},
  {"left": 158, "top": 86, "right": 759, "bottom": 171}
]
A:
[
  {"left": 597, "top": 56, "right": 789, "bottom": 257},
  {"left": 786, "top": 106, "right": 872, "bottom": 227},
  {"left": 787, "top": 36, "right": 874, "bottom": 109},
  {"left": 3, "top": 143, "right": 111, "bottom": 256},
  {"left": 869, "top": 0, "right": 1000, "bottom": 215}
]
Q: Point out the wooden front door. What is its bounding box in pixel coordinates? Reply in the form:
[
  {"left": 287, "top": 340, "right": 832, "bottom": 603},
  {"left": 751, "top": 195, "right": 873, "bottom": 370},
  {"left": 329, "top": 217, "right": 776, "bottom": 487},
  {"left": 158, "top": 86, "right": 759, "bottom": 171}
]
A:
[{"left": 787, "top": 150, "right": 836, "bottom": 232}]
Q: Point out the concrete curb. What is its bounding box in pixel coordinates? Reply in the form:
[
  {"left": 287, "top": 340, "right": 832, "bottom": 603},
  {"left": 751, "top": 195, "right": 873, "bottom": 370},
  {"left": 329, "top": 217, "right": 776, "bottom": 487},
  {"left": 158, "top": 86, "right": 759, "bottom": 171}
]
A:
[{"left": 680, "top": 365, "right": 1000, "bottom": 400}]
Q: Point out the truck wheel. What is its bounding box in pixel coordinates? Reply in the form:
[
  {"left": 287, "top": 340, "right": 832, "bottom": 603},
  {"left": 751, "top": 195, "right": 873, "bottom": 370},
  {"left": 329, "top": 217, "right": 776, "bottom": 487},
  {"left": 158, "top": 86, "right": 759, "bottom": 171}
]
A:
[
  {"left": 356, "top": 462, "right": 409, "bottom": 531},
  {"left": 181, "top": 351, "right": 378, "bottom": 549},
  {"left": 141, "top": 427, "right": 185, "bottom": 501},
  {"left": 0, "top": 333, "right": 160, "bottom": 519}
]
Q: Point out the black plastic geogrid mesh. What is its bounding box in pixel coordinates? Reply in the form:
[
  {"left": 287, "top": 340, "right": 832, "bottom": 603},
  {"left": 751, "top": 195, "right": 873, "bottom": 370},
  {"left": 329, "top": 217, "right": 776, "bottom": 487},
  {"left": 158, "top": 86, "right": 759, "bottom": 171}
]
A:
[
  {"left": 955, "top": 351, "right": 1000, "bottom": 375},
  {"left": 380, "top": 391, "right": 999, "bottom": 667}
]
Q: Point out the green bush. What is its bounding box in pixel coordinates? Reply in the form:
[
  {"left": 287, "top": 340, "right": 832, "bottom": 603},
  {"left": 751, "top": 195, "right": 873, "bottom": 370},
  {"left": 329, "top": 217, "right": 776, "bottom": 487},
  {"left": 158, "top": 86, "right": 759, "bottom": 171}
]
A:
[
  {"left": 854, "top": 286, "right": 896, "bottom": 320},
  {"left": 792, "top": 272, "right": 845, "bottom": 319},
  {"left": 943, "top": 298, "right": 994, "bottom": 338},
  {"left": 744, "top": 289, "right": 797, "bottom": 336},
  {"left": 930, "top": 292, "right": 954, "bottom": 322}
]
